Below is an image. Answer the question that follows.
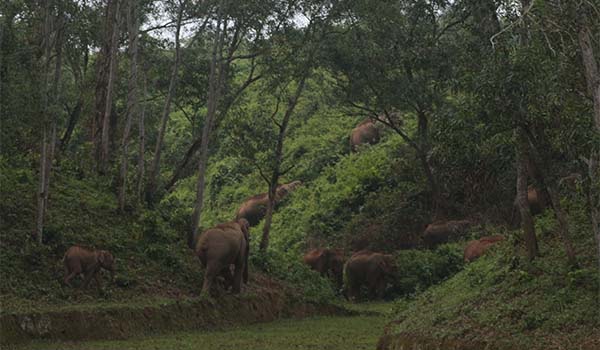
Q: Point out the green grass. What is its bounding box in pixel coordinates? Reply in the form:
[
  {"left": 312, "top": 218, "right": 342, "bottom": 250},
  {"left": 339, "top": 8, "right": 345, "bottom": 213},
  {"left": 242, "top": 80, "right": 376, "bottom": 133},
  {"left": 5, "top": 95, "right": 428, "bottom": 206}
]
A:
[
  {"left": 14, "top": 315, "right": 389, "bottom": 350},
  {"left": 385, "top": 224, "right": 600, "bottom": 349},
  {"left": 340, "top": 301, "right": 395, "bottom": 315}
]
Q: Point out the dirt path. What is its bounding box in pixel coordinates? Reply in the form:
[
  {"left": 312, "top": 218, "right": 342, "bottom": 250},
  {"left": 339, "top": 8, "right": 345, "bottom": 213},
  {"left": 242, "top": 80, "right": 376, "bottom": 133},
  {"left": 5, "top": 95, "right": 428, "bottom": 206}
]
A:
[{"left": 11, "top": 303, "right": 392, "bottom": 350}]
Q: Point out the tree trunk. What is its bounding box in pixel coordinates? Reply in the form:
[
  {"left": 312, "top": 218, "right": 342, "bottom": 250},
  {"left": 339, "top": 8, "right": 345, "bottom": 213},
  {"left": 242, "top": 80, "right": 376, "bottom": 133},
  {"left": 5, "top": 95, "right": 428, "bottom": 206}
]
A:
[
  {"left": 524, "top": 128, "right": 577, "bottom": 266},
  {"left": 60, "top": 38, "right": 88, "bottom": 153},
  {"left": 60, "top": 94, "right": 83, "bottom": 151},
  {"left": 576, "top": 6, "right": 600, "bottom": 270},
  {"left": 516, "top": 129, "right": 538, "bottom": 261},
  {"left": 34, "top": 3, "right": 62, "bottom": 243},
  {"left": 260, "top": 74, "right": 309, "bottom": 252},
  {"left": 416, "top": 109, "right": 442, "bottom": 218},
  {"left": 164, "top": 60, "right": 260, "bottom": 193},
  {"left": 145, "top": 3, "right": 184, "bottom": 205},
  {"left": 35, "top": 127, "right": 48, "bottom": 243},
  {"left": 118, "top": 0, "right": 139, "bottom": 212},
  {"left": 137, "top": 66, "right": 147, "bottom": 204},
  {"left": 165, "top": 135, "right": 202, "bottom": 192},
  {"left": 190, "top": 4, "right": 227, "bottom": 243},
  {"left": 94, "top": 0, "right": 120, "bottom": 174}
]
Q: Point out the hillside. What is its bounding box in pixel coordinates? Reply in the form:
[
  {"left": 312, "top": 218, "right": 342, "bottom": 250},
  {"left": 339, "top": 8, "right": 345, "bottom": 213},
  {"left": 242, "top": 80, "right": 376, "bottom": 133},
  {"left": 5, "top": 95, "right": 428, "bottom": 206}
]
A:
[{"left": 379, "top": 212, "right": 600, "bottom": 350}]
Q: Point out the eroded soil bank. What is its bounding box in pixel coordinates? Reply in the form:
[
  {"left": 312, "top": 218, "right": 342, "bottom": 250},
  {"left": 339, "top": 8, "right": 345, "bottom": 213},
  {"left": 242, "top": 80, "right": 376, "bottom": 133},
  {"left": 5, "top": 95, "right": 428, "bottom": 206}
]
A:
[{"left": 0, "top": 286, "right": 350, "bottom": 346}]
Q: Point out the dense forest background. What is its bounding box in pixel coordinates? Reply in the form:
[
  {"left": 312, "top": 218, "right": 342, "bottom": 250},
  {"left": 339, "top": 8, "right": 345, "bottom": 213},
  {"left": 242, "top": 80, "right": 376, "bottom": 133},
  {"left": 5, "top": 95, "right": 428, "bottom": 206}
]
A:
[{"left": 1, "top": 0, "right": 599, "bottom": 348}]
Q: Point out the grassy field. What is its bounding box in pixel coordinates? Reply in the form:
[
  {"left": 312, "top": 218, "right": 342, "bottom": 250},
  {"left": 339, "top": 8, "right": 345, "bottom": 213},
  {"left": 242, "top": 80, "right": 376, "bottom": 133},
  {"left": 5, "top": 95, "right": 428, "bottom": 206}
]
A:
[{"left": 13, "top": 313, "right": 389, "bottom": 350}]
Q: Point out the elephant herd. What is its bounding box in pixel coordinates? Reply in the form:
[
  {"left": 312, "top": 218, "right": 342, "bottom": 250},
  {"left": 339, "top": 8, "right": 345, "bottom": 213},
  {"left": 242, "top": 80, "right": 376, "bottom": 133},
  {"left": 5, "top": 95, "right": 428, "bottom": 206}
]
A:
[{"left": 60, "top": 117, "right": 550, "bottom": 300}]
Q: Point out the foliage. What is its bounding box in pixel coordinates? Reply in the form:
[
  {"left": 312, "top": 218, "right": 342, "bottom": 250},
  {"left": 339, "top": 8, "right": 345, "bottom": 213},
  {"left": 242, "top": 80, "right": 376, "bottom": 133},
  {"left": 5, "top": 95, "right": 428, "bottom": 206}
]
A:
[
  {"left": 389, "top": 244, "right": 464, "bottom": 297},
  {"left": 249, "top": 249, "right": 336, "bottom": 303},
  {"left": 387, "top": 220, "right": 600, "bottom": 349}
]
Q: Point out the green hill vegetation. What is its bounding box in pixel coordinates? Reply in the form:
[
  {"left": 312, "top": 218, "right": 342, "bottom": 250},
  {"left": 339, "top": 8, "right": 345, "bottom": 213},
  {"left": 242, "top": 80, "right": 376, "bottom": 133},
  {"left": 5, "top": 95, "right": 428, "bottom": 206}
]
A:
[{"left": 2, "top": 0, "right": 599, "bottom": 349}]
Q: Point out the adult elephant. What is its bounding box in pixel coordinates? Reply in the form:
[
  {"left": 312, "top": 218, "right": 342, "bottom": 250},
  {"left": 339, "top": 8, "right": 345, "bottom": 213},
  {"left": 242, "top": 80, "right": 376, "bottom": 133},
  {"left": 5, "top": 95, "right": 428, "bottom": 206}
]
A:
[
  {"left": 422, "top": 219, "right": 471, "bottom": 247},
  {"left": 303, "top": 248, "right": 345, "bottom": 288},
  {"left": 350, "top": 119, "right": 381, "bottom": 152},
  {"left": 235, "top": 180, "right": 302, "bottom": 226},
  {"left": 344, "top": 251, "right": 395, "bottom": 301},
  {"left": 192, "top": 218, "right": 250, "bottom": 296}
]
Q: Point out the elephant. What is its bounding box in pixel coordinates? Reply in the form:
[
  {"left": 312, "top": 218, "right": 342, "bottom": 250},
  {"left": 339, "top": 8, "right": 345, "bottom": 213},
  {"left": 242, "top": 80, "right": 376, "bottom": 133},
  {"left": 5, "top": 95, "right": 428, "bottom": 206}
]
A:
[
  {"left": 527, "top": 186, "right": 548, "bottom": 215},
  {"left": 510, "top": 186, "right": 551, "bottom": 227},
  {"left": 343, "top": 251, "right": 396, "bottom": 301},
  {"left": 235, "top": 180, "right": 302, "bottom": 226},
  {"left": 63, "top": 245, "right": 115, "bottom": 289},
  {"left": 193, "top": 218, "right": 250, "bottom": 296},
  {"left": 350, "top": 119, "right": 381, "bottom": 152},
  {"left": 463, "top": 235, "right": 504, "bottom": 262},
  {"left": 422, "top": 219, "right": 471, "bottom": 247},
  {"left": 303, "top": 248, "right": 345, "bottom": 289}
]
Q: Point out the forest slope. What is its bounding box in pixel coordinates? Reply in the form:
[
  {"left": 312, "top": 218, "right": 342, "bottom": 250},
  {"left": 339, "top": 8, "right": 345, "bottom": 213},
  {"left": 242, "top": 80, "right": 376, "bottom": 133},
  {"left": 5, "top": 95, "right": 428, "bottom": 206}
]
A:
[{"left": 379, "top": 212, "right": 600, "bottom": 350}]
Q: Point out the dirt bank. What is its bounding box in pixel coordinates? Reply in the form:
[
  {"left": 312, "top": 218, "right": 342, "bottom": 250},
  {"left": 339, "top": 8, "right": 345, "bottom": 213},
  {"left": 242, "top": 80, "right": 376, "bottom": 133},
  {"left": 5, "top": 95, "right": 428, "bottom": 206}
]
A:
[{"left": 1, "top": 282, "right": 350, "bottom": 346}]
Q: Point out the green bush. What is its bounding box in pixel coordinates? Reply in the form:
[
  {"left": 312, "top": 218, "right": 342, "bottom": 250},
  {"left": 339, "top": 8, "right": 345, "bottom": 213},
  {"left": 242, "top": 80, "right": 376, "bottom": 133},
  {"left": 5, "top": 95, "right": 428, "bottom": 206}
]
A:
[
  {"left": 389, "top": 243, "right": 464, "bottom": 297},
  {"left": 249, "top": 249, "right": 336, "bottom": 303}
]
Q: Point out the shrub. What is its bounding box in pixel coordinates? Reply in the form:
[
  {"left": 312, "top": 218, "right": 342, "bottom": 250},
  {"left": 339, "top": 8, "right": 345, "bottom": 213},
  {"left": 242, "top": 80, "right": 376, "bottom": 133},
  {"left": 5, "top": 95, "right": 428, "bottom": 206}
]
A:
[
  {"left": 249, "top": 248, "right": 336, "bottom": 303},
  {"left": 389, "top": 243, "right": 464, "bottom": 297}
]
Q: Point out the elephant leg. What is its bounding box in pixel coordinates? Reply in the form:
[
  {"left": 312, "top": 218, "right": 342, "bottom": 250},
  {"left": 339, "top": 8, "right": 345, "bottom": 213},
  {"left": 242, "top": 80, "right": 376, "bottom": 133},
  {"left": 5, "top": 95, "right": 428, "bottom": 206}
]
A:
[
  {"left": 347, "top": 279, "right": 360, "bottom": 302},
  {"left": 82, "top": 270, "right": 96, "bottom": 289},
  {"left": 375, "top": 278, "right": 386, "bottom": 299},
  {"left": 231, "top": 262, "right": 243, "bottom": 294},
  {"left": 63, "top": 270, "right": 78, "bottom": 287},
  {"left": 202, "top": 263, "right": 220, "bottom": 296},
  {"left": 219, "top": 266, "right": 233, "bottom": 291}
]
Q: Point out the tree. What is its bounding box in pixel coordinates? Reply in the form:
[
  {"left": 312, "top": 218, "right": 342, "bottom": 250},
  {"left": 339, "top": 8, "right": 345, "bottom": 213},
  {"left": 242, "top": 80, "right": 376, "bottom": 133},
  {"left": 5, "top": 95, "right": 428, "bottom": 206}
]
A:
[
  {"left": 117, "top": 0, "right": 141, "bottom": 211},
  {"left": 190, "top": 0, "right": 228, "bottom": 243},
  {"left": 189, "top": 0, "right": 278, "bottom": 243},
  {"left": 257, "top": 3, "right": 336, "bottom": 252},
  {"left": 34, "top": 0, "right": 65, "bottom": 243},
  {"left": 326, "top": 0, "right": 466, "bottom": 219},
  {"left": 145, "top": 0, "right": 186, "bottom": 205},
  {"left": 93, "top": 0, "right": 121, "bottom": 175}
]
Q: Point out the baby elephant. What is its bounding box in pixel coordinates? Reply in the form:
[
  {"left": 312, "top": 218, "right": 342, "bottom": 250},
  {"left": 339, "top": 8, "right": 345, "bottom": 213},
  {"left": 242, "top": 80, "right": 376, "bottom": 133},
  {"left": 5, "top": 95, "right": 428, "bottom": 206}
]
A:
[{"left": 63, "top": 245, "right": 115, "bottom": 289}]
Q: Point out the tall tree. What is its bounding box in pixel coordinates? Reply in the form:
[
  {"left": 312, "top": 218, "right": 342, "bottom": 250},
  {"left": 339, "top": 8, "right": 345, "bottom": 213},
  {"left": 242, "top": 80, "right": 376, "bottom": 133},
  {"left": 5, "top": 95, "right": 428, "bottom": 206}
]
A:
[
  {"left": 190, "top": 0, "right": 228, "bottom": 244},
  {"left": 34, "top": 1, "right": 64, "bottom": 243},
  {"left": 510, "top": 0, "right": 539, "bottom": 261},
  {"left": 93, "top": 0, "right": 121, "bottom": 174},
  {"left": 145, "top": 0, "right": 185, "bottom": 205},
  {"left": 189, "top": 0, "right": 275, "bottom": 243},
  {"left": 118, "top": 0, "right": 140, "bottom": 211},
  {"left": 258, "top": 4, "right": 334, "bottom": 252},
  {"left": 137, "top": 62, "right": 148, "bottom": 204}
]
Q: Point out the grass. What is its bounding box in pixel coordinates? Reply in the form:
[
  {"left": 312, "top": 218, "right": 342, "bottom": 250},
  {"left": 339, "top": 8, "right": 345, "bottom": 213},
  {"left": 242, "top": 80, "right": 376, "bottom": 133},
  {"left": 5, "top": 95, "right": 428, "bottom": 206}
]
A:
[
  {"left": 385, "top": 220, "right": 600, "bottom": 350},
  {"left": 340, "top": 301, "right": 395, "bottom": 315},
  {"left": 12, "top": 314, "right": 389, "bottom": 350}
]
